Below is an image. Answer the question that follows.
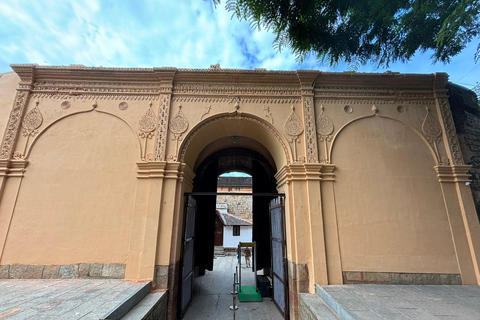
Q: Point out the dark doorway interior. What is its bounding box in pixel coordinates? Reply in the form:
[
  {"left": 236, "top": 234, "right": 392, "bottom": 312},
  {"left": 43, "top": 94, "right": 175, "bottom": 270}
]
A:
[{"left": 191, "top": 147, "right": 277, "bottom": 275}]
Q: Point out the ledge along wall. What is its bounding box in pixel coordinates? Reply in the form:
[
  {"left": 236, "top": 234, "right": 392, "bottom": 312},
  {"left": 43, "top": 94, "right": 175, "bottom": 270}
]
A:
[{"left": 0, "top": 65, "right": 479, "bottom": 320}]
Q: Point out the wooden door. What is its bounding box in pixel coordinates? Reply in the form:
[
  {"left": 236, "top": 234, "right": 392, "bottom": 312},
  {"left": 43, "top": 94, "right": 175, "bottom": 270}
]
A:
[{"left": 270, "top": 197, "right": 289, "bottom": 319}]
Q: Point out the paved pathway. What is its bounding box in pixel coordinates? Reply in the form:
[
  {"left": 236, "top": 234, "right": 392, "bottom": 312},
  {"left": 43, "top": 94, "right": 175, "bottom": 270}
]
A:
[
  {"left": 182, "top": 255, "right": 282, "bottom": 320},
  {"left": 321, "top": 285, "right": 480, "bottom": 320},
  {"left": 0, "top": 279, "right": 144, "bottom": 319}
]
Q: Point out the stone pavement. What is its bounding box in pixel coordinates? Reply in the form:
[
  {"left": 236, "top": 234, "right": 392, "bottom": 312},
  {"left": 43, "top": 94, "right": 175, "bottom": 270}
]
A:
[
  {"left": 182, "top": 255, "right": 282, "bottom": 320},
  {"left": 0, "top": 279, "right": 146, "bottom": 319},
  {"left": 318, "top": 284, "right": 480, "bottom": 320}
]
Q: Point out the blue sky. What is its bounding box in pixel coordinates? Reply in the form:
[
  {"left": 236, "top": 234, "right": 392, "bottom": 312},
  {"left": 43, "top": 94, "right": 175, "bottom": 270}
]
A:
[{"left": 0, "top": 0, "right": 478, "bottom": 90}]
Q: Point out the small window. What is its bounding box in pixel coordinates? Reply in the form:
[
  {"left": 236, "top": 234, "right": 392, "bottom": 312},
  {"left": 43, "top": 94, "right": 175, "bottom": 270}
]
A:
[{"left": 233, "top": 226, "right": 240, "bottom": 236}]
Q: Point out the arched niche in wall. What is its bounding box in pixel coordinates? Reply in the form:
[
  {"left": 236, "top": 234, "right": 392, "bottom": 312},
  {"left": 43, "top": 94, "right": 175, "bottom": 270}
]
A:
[
  {"left": 330, "top": 116, "right": 459, "bottom": 275},
  {"left": 2, "top": 111, "right": 138, "bottom": 266}
]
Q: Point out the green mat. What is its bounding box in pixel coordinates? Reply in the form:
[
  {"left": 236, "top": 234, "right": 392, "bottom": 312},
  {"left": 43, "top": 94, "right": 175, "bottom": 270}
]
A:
[{"left": 237, "top": 285, "right": 262, "bottom": 302}]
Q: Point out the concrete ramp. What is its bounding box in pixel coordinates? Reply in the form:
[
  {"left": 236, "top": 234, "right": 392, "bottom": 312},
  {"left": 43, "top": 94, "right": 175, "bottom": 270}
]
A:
[{"left": 309, "top": 284, "right": 480, "bottom": 320}]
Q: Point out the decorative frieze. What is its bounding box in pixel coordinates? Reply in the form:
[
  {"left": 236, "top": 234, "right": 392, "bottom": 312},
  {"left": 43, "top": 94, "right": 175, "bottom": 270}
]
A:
[
  {"left": 154, "top": 95, "right": 172, "bottom": 161},
  {"left": 172, "top": 96, "right": 300, "bottom": 104},
  {"left": 439, "top": 98, "right": 465, "bottom": 165},
  {"left": 0, "top": 92, "right": 29, "bottom": 160},
  {"left": 302, "top": 97, "right": 318, "bottom": 163}
]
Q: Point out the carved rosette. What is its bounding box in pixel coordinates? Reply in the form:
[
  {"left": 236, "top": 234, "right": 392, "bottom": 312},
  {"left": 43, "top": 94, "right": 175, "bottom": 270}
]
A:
[
  {"left": 169, "top": 105, "right": 189, "bottom": 160},
  {"left": 302, "top": 97, "right": 318, "bottom": 163},
  {"left": 154, "top": 95, "right": 171, "bottom": 161},
  {"left": 316, "top": 105, "right": 334, "bottom": 164},
  {"left": 0, "top": 92, "right": 28, "bottom": 159},
  {"left": 284, "top": 105, "right": 303, "bottom": 162},
  {"left": 139, "top": 102, "right": 156, "bottom": 160}
]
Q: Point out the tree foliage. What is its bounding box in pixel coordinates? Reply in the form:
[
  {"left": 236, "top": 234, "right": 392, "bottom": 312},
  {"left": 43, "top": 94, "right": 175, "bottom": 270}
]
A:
[{"left": 213, "top": 0, "right": 480, "bottom": 67}]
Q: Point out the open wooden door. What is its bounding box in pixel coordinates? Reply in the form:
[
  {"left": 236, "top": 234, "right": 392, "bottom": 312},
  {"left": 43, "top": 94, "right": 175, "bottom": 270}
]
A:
[
  {"left": 270, "top": 197, "right": 289, "bottom": 319},
  {"left": 179, "top": 195, "right": 196, "bottom": 318}
]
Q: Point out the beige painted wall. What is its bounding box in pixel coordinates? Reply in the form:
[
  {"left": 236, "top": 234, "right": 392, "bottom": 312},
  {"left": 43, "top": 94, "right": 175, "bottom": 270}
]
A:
[
  {"left": 332, "top": 116, "right": 458, "bottom": 274},
  {"left": 1, "top": 111, "right": 138, "bottom": 265}
]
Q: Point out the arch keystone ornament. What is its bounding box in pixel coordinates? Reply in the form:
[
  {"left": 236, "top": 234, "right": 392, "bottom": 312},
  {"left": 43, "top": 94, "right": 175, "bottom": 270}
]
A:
[
  {"left": 20, "top": 100, "right": 43, "bottom": 158},
  {"left": 169, "top": 104, "right": 189, "bottom": 160},
  {"left": 422, "top": 106, "right": 442, "bottom": 162},
  {"left": 284, "top": 105, "right": 304, "bottom": 162},
  {"left": 139, "top": 102, "right": 156, "bottom": 161},
  {"left": 316, "top": 105, "right": 334, "bottom": 164}
]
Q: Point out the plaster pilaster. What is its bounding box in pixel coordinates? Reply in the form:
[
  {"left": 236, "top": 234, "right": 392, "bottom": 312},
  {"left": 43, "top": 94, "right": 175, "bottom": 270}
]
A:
[
  {"left": 297, "top": 71, "right": 319, "bottom": 163},
  {"left": 320, "top": 164, "right": 343, "bottom": 284},
  {"left": 126, "top": 161, "right": 168, "bottom": 281},
  {"left": 0, "top": 160, "right": 28, "bottom": 264},
  {"left": 436, "top": 165, "right": 480, "bottom": 284}
]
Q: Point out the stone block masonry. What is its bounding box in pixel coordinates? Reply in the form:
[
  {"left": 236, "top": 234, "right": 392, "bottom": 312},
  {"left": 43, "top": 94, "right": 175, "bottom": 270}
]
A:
[
  {"left": 343, "top": 271, "right": 462, "bottom": 285},
  {"left": 0, "top": 263, "right": 125, "bottom": 279}
]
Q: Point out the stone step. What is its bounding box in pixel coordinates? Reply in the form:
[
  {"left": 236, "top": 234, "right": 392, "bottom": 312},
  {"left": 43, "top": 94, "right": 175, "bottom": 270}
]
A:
[
  {"left": 299, "top": 293, "right": 341, "bottom": 320},
  {"left": 100, "top": 282, "right": 151, "bottom": 320},
  {"left": 121, "top": 291, "right": 167, "bottom": 320},
  {"left": 315, "top": 285, "right": 358, "bottom": 320}
]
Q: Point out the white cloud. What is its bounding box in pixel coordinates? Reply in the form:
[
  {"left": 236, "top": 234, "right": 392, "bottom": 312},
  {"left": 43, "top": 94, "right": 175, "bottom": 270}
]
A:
[{"left": 0, "top": 0, "right": 477, "bottom": 89}]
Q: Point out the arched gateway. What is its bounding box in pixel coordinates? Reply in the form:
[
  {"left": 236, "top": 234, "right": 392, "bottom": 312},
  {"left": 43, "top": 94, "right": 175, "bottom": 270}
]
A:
[{"left": 0, "top": 65, "right": 479, "bottom": 320}]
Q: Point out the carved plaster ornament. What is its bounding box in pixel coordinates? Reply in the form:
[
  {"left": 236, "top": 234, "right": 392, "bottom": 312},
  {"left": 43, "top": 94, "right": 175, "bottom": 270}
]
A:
[
  {"left": 61, "top": 101, "right": 71, "bottom": 110},
  {"left": 231, "top": 97, "right": 241, "bottom": 113},
  {"left": 20, "top": 99, "right": 43, "bottom": 158},
  {"left": 200, "top": 105, "right": 211, "bottom": 120},
  {"left": 119, "top": 102, "right": 128, "bottom": 111},
  {"left": 139, "top": 102, "right": 156, "bottom": 161},
  {"left": 284, "top": 105, "right": 303, "bottom": 162},
  {"left": 316, "top": 105, "right": 334, "bottom": 163},
  {"left": 372, "top": 105, "right": 378, "bottom": 114},
  {"left": 0, "top": 92, "right": 27, "bottom": 159},
  {"left": 169, "top": 104, "right": 189, "bottom": 160},
  {"left": 422, "top": 106, "right": 442, "bottom": 162},
  {"left": 439, "top": 99, "right": 464, "bottom": 165},
  {"left": 263, "top": 105, "right": 273, "bottom": 124}
]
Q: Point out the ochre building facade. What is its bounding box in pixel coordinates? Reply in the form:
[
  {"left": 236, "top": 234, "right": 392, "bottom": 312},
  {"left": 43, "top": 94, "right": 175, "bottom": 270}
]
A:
[{"left": 0, "top": 65, "right": 479, "bottom": 319}]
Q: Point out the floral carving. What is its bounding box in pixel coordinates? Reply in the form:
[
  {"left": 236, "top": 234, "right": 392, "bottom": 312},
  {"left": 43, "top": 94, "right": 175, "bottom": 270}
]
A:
[
  {"left": 284, "top": 105, "right": 303, "bottom": 162},
  {"left": 421, "top": 107, "right": 442, "bottom": 163},
  {"left": 119, "top": 102, "right": 128, "bottom": 111},
  {"left": 439, "top": 99, "right": 464, "bottom": 165},
  {"left": 0, "top": 92, "right": 28, "bottom": 159},
  {"left": 154, "top": 95, "right": 171, "bottom": 161},
  {"left": 302, "top": 97, "right": 318, "bottom": 163},
  {"left": 19, "top": 100, "right": 43, "bottom": 158},
  {"left": 22, "top": 101, "right": 43, "bottom": 134},
  {"left": 169, "top": 105, "right": 189, "bottom": 160},
  {"left": 316, "top": 105, "right": 334, "bottom": 137},
  {"left": 169, "top": 105, "right": 189, "bottom": 135},
  {"left": 422, "top": 107, "right": 442, "bottom": 140},
  {"left": 139, "top": 102, "right": 156, "bottom": 161},
  {"left": 139, "top": 102, "right": 156, "bottom": 133},
  {"left": 316, "top": 105, "right": 334, "bottom": 163}
]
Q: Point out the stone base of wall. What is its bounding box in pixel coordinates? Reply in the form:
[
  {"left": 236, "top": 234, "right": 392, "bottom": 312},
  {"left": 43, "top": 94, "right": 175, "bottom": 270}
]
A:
[
  {"left": 343, "top": 271, "right": 462, "bottom": 285},
  {"left": 0, "top": 263, "right": 125, "bottom": 279}
]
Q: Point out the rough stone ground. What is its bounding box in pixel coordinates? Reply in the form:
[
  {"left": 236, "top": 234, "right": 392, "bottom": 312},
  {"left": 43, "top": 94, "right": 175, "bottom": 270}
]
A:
[
  {"left": 320, "top": 284, "right": 480, "bottom": 320},
  {"left": 182, "top": 255, "right": 282, "bottom": 320},
  {"left": 0, "top": 279, "right": 144, "bottom": 319}
]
